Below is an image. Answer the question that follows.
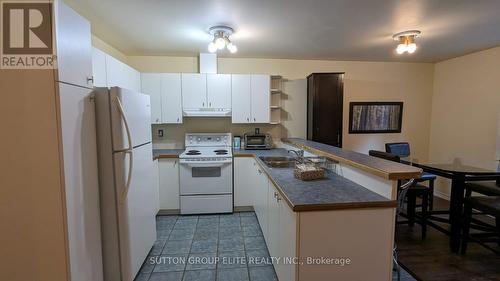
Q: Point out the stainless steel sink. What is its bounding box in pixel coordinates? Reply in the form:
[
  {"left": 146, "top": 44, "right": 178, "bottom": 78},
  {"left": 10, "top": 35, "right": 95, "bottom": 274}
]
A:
[{"left": 259, "top": 156, "right": 297, "bottom": 168}]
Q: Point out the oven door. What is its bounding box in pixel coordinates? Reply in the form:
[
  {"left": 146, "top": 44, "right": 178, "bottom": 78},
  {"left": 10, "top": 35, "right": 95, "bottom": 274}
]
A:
[{"left": 179, "top": 159, "right": 233, "bottom": 195}]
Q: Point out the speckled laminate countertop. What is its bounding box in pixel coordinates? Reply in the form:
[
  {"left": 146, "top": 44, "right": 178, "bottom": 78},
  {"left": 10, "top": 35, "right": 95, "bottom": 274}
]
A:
[
  {"left": 234, "top": 148, "right": 396, "bottom": 212},
  {"left": 153, "top": 149, "right": 184, "bottom": 160}
]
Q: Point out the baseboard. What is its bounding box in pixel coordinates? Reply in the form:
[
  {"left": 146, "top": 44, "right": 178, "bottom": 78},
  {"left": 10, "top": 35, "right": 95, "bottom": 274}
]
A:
[
  {"left": 433, "top": 190, "right": 450, "bottom": 201},
  {"left": 157, "top": 209, "right": 180, "bottom": 216},
  {"left": 157, "top": 206, "right": 254, "bottom": 216}
]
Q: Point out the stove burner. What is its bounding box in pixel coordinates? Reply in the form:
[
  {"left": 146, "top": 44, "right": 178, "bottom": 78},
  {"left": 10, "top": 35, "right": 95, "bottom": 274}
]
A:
[
  {"left": 214, "top": 149, "right": 228, "bottom": 155},
  {"left": 186, "top": 150, "right": 201, "bottom": 155}
]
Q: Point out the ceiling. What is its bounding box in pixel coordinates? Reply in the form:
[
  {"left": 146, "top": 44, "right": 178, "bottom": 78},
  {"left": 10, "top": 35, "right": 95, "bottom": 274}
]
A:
[{"left": 67, "top": 0, "right": 500, "bottom": 62}]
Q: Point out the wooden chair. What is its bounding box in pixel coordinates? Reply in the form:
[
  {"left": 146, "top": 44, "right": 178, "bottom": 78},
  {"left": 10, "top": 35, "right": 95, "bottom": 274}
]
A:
[{"left": 386, "top": 142, "right": 437, "bottom": 210}]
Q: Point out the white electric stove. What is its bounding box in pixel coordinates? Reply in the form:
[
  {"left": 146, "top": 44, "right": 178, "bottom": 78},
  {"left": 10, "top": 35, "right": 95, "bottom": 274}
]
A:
[{"left": 179, "top": 133, "right": 233, "bottom": 214}]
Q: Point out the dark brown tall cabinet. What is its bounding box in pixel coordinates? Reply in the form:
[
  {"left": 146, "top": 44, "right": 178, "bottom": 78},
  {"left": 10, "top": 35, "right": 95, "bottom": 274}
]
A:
[{"left": 307, "top": 73, "right": 344, "bottom": 147}]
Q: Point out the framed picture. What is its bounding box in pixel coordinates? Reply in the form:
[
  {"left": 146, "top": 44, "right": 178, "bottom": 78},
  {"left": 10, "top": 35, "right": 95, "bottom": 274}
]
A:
[{"left": 349, "top": 102, "right": 403, "bottom": 134}]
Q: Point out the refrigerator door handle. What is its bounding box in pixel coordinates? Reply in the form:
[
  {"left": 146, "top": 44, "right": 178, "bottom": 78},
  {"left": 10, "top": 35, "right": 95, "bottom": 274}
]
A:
[
  {"left": 113, "top": 95, "right": 133, "bottom": 153},
  {"left": 113, "top": 95, "right": 135, "bottom": 203},
  {"left": 120, "top": 150, "right": 134, "bottom": 203}
]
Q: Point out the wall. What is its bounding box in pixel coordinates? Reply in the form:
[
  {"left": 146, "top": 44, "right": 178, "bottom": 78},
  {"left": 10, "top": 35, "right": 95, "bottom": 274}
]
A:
[
  {"left": 127, "top": 55, "right": 435, "bottom": 160},
  {"left": 429, "top": 46, "right": 500, "bottom": 197},
  {"left": 0, "top": 70, "right": 69, "bottom": 281}
]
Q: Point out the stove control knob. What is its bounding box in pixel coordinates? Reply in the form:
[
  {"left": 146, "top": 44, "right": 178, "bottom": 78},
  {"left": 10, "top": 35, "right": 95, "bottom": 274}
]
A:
[
  {"left": 216, "top": 137, "right": 220, "bottom": 141},
  {"left": 197, "top": 137, "right": 201, "bottom": 142}
]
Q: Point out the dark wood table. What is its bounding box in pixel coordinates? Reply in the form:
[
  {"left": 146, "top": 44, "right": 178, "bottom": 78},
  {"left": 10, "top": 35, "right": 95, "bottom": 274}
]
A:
[{"left": 401, "top": 160, "right": 500, "bottom": 252}]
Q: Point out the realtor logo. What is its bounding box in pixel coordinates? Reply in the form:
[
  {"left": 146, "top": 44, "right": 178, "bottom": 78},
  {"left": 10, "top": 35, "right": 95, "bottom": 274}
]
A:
[{"left": 1, "top": 1, "right": 56, "bottom": 69}]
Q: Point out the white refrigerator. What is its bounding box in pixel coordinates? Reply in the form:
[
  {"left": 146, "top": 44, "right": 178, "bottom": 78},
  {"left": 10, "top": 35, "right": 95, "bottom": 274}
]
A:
[{"left": 94, "top": 87, "right": 159, "bottom": 281}]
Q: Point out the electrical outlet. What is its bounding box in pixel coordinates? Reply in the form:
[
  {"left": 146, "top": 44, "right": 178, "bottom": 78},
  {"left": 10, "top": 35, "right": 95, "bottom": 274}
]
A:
[{"left": 157, "top": 129, "right": 164, "bottom": 138}]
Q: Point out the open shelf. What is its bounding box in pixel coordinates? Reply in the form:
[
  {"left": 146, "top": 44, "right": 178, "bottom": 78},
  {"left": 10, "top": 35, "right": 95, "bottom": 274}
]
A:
[{"left": 270, "top": 105, "right": 281, "bottom": 109}]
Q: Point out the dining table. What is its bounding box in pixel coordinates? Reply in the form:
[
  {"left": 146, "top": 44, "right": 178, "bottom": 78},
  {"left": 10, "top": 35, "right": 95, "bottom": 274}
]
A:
[{"left": 401, "top": 160, "right": 500, "bottom": 253}]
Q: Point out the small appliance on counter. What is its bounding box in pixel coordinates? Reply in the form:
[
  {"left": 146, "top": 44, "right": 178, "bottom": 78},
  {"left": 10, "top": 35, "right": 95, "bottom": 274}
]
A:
[
  {"left": 244, "top": 129, "right": 272, "bottom": 150},
  {"left": 233, "top": 136, "right": 241, "bottom": 149}
]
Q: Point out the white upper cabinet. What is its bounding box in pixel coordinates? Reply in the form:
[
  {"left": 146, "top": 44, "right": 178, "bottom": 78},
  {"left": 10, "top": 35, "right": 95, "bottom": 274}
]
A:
[
  {"left": 231, "top": 74, "right": 270, "bottom": 123},
  {"left": 231, "top": 75, "right": 252, "bottom": 123},
  {"left": 207, "top": 74, "right": 231, "bottom": 109},
  {"left": 181, "top": 73, "right": 207, "bottom": 109},
  {"left": 55, "top": 0, "right": 93, "bottom": 88},
  {"left": 161, "top": 74, "right": 183, "bottom": 123},
  {"left": 141, "top": 73, "right": 162, "bottom": 124},
  {"left": 140, "top": 73, "right": 183, "bottom": 124},
  {"left": 91, "top": 48, "right": 107, "bottom": 87},
  {"left": 106, "top": 55, "right": 140, "bottom": 92},
  {"left": 251, "top": 75, "right": 271, "bottom": 123}
]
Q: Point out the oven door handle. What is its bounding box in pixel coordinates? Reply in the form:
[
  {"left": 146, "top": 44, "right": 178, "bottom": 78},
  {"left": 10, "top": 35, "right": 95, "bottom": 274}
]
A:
[{"left": 180, "top": 161, "right": 231, "bottom": 167}]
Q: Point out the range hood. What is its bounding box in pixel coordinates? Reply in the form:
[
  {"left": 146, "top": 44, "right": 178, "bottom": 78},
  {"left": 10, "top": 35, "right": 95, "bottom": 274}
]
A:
[{"left": 183, "top": 108, "right": 231, "bottom": 117}]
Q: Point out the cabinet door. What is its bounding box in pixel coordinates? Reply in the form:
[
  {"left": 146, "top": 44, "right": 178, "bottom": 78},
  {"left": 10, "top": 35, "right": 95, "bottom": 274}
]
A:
[
  {"left": 251, "top": 75, "right": 270, "bottom": 123},
  {"left": 161, "top": 74, "right": 183, "bottom": 123},
  {"left": 91, "top": 48, "right": 107, "bottom": 87},
  {"left": 58, "top": 83, "right": 103, "bottom": 281},
  {"left": 231, "top": 75, "right": 251, "bottom": 123},
  {"left": 141, "top": 73, "right": 162, "bottom": 124},
  {"left": 158, "top": 159, "right": 180, "bottom": 210},
  {"left": 267, "top": 185, "right": 280, "bottom": 257},
  {"left": 124, "top": 64, "right": 141, "bottom": 92},
  {"left": 255, "top": 165, "right": 269, "bottom": 240},
  {"left": 234, "top": 158, "right": 255, "bottom": 207},
  {"left": 278, "top": 192, "right": 297, "bottom": 281},
  {"left": 105, "top": 55, "right": 124, "bottom": 88},
  {"left": 207, "top": 74, "right": 231, "bottom": 109},
  {"left": 55, "top": 0, "right": 93, "bottom": 88},
  {"left": 181, "top": 73, "right": 207, "bottom": 109}
]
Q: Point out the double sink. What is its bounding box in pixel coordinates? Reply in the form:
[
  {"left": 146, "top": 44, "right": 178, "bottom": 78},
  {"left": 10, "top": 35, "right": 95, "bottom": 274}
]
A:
[{"left": 259, "top": 156, "right": 326, "bottom": 168}]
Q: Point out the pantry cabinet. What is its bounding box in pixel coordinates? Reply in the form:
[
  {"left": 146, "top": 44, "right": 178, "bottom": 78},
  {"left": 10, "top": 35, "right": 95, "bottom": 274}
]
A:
[
  {"left": 55, "top": 0, "right": 93, "bottom": 88},
  {"left": 141, "top": 73, "right": 183, "bottom": 124},
  {"left": 158, "top": 159, "right": 180, "bottom": 210},
  {"left": 231, "top": 74, "right": 270, "bottom": 124}
]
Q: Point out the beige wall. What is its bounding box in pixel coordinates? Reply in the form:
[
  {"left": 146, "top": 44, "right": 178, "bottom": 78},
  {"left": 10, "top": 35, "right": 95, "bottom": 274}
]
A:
[
  {"left": 127, "top": 56, "right": 435, "bottom": 160},
  {"left": 429, "top": 46, "right": 500, "bottom": 197},
  {"left": 0, "top": 70, "right": 69, "bottom": 281}
]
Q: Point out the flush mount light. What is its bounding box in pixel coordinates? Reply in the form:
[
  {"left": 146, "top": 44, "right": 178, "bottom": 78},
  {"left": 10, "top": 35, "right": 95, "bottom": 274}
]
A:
[
  {"left": 208, "top": 26, "right": 237, "bottom": 53},
  {"left": 393, "top": 30, "right": 421, "bottom": 55}
]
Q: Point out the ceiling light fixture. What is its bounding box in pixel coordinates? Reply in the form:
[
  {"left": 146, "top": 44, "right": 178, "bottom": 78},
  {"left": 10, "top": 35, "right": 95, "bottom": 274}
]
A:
[
  {"left": 208, "top": 26, "right": 237, "bottom": 53},
  {"left": 393, "top": 30, "right": 421, "bottom": 55}
]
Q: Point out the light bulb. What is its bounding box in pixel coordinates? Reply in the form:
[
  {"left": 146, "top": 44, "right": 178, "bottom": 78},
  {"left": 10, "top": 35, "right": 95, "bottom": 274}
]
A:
[
  {"left": 208, "top": 42, "right": 217, "bottom": 53},
  {"left": 407, "top": 43, "right": 417, "bottom": 54},
  {"left": 396, "top": 43, "right": 407, "bottom": 54},
  {"left": 227, "top": 43, "right": 237, "bottom": 53},
  {"left": 215, "top": 37, "right": 226, "bottom": 49}
]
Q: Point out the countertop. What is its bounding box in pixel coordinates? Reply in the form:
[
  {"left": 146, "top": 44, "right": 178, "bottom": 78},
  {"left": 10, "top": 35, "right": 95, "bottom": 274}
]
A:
[
  {"left": 153, "top": 149, "right": 184, "bottom": 160},
  {"left": 282, "top": 138, "right": 422, "bottom": 180},
  {"left": 234, "top": 148, "right": 396, "bottom": 212}
]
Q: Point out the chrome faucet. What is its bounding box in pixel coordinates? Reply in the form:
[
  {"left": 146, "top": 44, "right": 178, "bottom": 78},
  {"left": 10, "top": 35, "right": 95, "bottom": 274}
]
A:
[{"left": 287, "top": 149, "right": 304, "bottom": 158}]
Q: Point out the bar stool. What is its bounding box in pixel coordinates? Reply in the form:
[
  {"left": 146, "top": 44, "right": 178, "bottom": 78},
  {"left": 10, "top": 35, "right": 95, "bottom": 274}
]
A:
[
  {"left": 385, "top": 142, "right": 437, "bottom": 210},
  {"left": 461, "top": 196, "right": 500, "bottom": 254},
  {"left": 368, "top": 150, "right": 429, "bottom": 239}
]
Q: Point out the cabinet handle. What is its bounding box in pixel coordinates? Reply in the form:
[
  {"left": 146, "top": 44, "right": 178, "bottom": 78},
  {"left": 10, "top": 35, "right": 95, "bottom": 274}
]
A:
[
  {"left": 209, "top": 102, "right": 212, "bottom": 107},
  {"left": 254, "top": 118, "right": 256, "bottom": 122},
  {"left": 177, "top": 117, "right": 180, "bottom": 122},
  {"left": 173, "top": 160, "right": 177, "bottom": 167},
  {"left": 87, "top": 76, "right": 94, "bottom": 84},
  {"left": 247, "top": 117, "right": 250, "bottom": 122},
  {"left": 203, "top": 102, "right": 205, "bottom": 107},
  {"left": 156, "top": 118, "right": 159, "bottom": 122},
  {"left": 258, "top": 169, "right": 262, "bottom": 174},
  {"left": 276, "top": 196, "right": 282, "bottom": 202},
  {"left": 274, "top": 192, "right": 278, "bottom": 198}
]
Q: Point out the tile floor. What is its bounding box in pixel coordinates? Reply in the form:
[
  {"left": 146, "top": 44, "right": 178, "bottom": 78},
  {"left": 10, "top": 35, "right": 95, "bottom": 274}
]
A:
[
  {"left": 134, "top": 212, "right": 277, "bottom": 281},
  {"left": 135, "top": 212, "right": 415, "bottom": 281}
]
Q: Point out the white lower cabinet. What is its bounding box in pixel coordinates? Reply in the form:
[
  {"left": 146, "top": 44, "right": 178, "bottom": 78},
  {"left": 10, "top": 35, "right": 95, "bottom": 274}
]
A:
[
  {"left": 235, "top": 157, "right": 297, "bottom": 281},
  {"left": 158, "top": 158, "right": 180, "bottom": 210}
]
